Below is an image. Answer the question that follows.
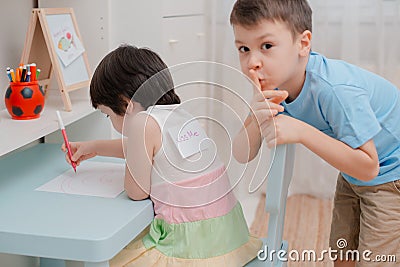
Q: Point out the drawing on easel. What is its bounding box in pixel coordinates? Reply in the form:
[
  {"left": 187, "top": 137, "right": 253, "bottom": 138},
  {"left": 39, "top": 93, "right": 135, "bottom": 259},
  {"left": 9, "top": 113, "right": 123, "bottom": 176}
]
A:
[
  {"left": 35, "top": 162, "right": 125, "bottom": 198},
  {"left": 21, "top": 8, "right": 91, "bottom": 111},
  {"left": 52, "top": 22, "right": 85, "bottom": 67}
]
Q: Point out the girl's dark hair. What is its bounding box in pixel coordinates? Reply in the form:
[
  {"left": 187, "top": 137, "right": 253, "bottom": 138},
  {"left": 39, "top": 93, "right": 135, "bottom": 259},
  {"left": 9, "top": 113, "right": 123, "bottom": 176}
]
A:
[{"left": 90, "top": 45, "right": 180, "bottom": 115}]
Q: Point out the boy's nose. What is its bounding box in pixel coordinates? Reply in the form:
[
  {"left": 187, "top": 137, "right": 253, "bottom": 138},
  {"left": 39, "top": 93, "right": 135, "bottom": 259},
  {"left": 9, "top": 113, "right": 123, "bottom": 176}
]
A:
[{"left": 248, "top": 53, "right": 262, "bottom": 70}]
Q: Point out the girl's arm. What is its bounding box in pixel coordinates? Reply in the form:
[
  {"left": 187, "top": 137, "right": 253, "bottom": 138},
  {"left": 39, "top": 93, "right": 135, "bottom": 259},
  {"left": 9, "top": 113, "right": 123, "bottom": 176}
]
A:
[
  {"left": 92, "top": 139, "right": 124, "bottom": 158},
  {"left": 124, "top": 113, "right": 161, "bottom": 200},
  {"left": 64, "top": 139, "right": 124, "bottom": 166}
]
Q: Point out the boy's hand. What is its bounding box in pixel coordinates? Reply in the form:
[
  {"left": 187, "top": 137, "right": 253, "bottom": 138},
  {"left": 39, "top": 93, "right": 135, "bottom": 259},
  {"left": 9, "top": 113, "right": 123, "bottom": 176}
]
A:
[
  {"left": 61, "top": 141, "right": 97, "bottom": 166},
  {"left": 262, "top": 114, "right": 307, "bottom": 148},
  {"left": 248, "top": 69, "right": 288, "bottom": 137}
]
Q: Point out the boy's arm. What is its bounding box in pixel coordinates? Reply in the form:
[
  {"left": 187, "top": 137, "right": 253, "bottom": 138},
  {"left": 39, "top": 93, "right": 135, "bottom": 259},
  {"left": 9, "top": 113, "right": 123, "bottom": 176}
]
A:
[
  {"left": 301, "top": 123, "right": 379, "bottom": 181},
  {"left": 300, "top": 85, "right": 381, "bottom": 181},
  {"left": 233, "top": 70, "right": 288, "bottom": 163},
  {"left": 269, "top": 115, "right": 379, "bottom": 181},
  {"left": 233, "top": 115, "right": 262, "bottom": 163},
  {"left": 232, "top": 91, "right": 287, "bottom": 163}
]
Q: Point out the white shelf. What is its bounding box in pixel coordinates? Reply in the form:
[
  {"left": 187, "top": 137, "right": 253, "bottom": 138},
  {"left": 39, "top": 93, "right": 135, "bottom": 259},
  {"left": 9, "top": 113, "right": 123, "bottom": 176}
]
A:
[{"left": 0, "top": 89, "right": 96, "bottom": 157}]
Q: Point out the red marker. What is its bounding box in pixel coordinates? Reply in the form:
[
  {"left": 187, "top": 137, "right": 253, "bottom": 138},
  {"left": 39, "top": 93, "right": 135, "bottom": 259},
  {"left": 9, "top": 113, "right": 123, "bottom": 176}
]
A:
[{"left": 56, "top": 110, "right": 77, "bottom": 172}]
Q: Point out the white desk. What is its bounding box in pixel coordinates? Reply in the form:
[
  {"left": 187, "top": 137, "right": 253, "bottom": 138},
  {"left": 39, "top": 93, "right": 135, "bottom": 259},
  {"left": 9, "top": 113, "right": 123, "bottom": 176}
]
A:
[{"left": 0, "top": 144, "right": 154, "bottom": 267}]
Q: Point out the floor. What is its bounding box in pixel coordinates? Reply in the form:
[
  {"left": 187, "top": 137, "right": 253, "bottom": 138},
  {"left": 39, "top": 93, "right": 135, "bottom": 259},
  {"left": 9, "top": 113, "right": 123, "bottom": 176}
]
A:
[{"left": 250, "top": 194, "right": 334, "bottom": 267}]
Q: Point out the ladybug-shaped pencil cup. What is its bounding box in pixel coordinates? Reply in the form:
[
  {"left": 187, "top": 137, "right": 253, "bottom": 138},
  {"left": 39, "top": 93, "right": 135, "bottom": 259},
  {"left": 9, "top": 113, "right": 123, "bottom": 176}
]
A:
[{"left": 4, "top": 81, "right": 45, "bottom": 120}]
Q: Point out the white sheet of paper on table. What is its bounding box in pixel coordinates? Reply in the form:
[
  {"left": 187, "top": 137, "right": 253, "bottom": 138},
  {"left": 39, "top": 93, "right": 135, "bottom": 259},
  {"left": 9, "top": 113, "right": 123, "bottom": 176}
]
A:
[{"left": 35, "top": 161, "right": 125, "bottom": 198}]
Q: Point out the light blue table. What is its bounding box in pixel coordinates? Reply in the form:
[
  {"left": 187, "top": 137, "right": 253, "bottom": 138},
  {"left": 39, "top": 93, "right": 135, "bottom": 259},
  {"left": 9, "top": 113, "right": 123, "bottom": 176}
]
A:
[{"left": 0, "top": 143, "right": 154, "bottom": 267}]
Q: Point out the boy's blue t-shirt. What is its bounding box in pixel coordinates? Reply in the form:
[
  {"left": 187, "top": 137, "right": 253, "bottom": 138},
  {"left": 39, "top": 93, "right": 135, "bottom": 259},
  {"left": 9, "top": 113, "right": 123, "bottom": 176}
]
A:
[{"left": 281, "top": 51, "right": 400, "bottom": 186}]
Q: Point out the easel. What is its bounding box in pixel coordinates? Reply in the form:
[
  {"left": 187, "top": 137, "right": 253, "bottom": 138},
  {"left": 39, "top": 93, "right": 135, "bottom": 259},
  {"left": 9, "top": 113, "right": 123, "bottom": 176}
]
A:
[{"left": 21, "top": 8, "right": 91, "bottom": 111}]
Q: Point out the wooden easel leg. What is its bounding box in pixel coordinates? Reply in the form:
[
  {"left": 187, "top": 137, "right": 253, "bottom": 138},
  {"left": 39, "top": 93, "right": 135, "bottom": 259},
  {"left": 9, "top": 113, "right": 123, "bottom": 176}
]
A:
[{"left": 61, "top": 89, "right": 72, "bottom": 111}]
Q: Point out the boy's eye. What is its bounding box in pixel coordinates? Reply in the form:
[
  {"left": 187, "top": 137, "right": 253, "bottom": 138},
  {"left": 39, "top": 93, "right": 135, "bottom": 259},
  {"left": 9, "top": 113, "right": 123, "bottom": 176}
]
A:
[
  {"left": 238, "top": 46, "right": 250, "bottom": 53},
  {"left": 262, "top": 43, "right": 272, "bottom": 50}
]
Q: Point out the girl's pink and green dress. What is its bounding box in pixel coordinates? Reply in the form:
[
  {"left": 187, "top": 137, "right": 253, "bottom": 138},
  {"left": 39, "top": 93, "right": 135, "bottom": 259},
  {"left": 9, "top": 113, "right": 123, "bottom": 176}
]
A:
[{"left": 110, "top": 105, "right": 262, "bottom": 266}]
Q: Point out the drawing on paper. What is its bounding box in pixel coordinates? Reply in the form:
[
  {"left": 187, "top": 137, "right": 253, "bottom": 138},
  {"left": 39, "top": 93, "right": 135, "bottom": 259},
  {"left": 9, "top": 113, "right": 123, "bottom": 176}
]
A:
[{"left": 35, "top": 161, "right": 125, "bottom": 198}]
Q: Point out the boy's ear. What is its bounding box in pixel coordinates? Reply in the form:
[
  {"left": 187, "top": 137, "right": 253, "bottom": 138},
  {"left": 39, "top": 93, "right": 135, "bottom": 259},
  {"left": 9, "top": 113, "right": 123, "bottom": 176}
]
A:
[{"left": 298, "top": 30, "right": 312, "bottom": 57}]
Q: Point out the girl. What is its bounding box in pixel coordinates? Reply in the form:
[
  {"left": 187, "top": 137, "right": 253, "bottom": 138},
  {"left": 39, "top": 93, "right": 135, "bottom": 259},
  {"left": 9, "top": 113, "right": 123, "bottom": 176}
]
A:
[{"left": 63, "top": 45, "right": 262, "bottom": 266}]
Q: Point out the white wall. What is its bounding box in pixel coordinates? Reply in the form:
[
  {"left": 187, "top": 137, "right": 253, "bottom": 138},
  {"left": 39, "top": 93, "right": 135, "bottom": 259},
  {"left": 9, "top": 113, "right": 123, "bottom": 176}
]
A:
[
  {"left": 0, "top": 1, "right": 34, "bottom": 110},
  {"left": 310, "top": 0, "right": 400, "bottom": 87}
]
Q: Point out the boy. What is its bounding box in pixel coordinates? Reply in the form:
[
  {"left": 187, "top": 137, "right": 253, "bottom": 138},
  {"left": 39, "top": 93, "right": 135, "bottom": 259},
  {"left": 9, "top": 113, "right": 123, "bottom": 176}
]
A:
[{"left": 231, "top": 0, "right": 400, "bottom": 266}]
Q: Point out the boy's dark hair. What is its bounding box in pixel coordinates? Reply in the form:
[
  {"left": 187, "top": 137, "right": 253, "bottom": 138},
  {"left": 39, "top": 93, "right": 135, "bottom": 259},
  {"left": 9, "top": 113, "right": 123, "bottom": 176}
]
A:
[
  {"left": 230, "top": 0, "right": 312, "bottom": 38},
  {"left": 90, "top": 45, "right": 180, "bottom": 115}
]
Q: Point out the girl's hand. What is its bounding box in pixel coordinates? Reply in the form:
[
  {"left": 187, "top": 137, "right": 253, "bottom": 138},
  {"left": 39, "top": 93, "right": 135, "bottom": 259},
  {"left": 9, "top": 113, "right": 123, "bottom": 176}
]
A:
[
  {"left": 262, "top": 114, "right": 307, "bottom": 148},
  {"left": 61, "top": 141, "right": 97, "bottom": 166},
  {"left": 248, "top": 69, "right": 288, "bottom": 137}
]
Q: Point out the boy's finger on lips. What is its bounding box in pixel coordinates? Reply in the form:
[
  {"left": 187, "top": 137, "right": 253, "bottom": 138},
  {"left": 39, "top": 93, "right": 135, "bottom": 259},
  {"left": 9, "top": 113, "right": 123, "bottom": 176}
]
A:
[
  {"left": 249, "top": 70, "right": 261, "bottom": 90},
  {"left": 259, "top": 101, "right": 281, "bottom": 112},
  {"left": 262, "top": 90, "right": 284, "bottom": 98}
]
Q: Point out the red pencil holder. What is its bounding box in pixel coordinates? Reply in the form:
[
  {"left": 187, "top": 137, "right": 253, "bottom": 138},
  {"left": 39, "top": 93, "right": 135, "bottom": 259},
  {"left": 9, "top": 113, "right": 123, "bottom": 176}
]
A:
[{"left": 4, "top": 81, "right": 45, "bottom": 120}]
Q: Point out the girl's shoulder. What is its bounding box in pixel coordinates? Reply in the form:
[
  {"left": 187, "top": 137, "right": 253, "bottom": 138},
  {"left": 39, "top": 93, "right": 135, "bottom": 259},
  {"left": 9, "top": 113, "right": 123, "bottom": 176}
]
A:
[
  {"left": 132, "top": 112, "right": 161, "bottom": 140},
  {"left": 124, "top": 112, "right": 162, "bottom": 164}
]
